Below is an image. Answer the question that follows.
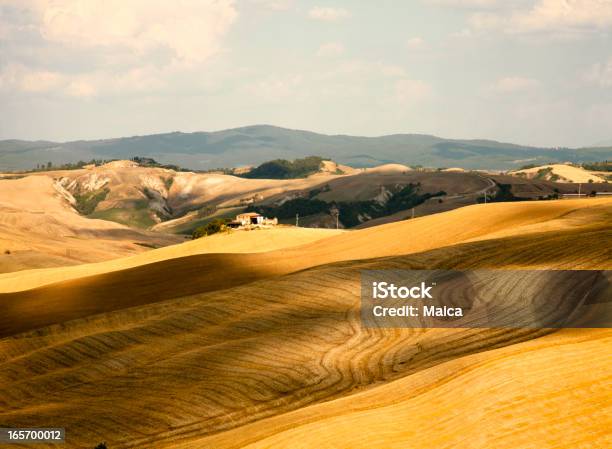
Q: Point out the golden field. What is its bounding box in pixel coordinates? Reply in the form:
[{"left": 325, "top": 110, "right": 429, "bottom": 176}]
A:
[{"left": 0, "top": 197, "right": 610, "bottom": 448}]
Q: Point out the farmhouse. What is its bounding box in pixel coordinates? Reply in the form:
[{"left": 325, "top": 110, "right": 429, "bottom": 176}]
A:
[
  {"left": 237, "top": 212, "right": 264, "bottom": 226},
  {"left": 228, "top": 212, "right": 278, "bottom": 229}
]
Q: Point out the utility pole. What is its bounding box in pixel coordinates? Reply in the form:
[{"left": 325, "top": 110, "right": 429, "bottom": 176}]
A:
[
  {"left": 296, "top": 213, "right": 299, "bottom": 227},
  {"left": 578, "top": 183, "right": 582, "bottom": 197},
  {"left": 330, "top": 206, "right": 339, "bottom": 229}
]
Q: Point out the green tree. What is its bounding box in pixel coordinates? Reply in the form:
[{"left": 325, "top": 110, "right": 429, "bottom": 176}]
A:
[{"left": 192, "top": 219, "right": 228, "bottom": 239}]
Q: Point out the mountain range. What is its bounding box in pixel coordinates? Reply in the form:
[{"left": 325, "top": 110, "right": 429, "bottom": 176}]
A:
[{"left": 1, "top": 125, "right": 611, "bottom": 171}]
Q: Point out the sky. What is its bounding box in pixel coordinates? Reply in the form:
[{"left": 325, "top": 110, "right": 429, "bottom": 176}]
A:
[{"left": 1, "top": 0, "right": 612, "bottom": 147}]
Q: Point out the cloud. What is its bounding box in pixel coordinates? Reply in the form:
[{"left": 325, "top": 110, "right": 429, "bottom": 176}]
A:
[
  {"left": 316, "top": 42, "right": 345, "bottom": 57},
  {"left": 489, "top": 76, "right": 540, "bottom": 93},
  {"left": 512, "top": 0, "right": 612, "bottom": 32},
  {"left": 0, "top": 63, "right": 166, "bottom": 97},
  {"left": 467, "top": 0, "right": 612, "bottom": 38},
  {"left": 35, "top": 0, "right": 237, "bottom": 64},
  {"left": 0, "top": 0, "right": 238, "bottom": 97},
  {"left": 308, "top": 6, "right": 350, "bottom": 21},
  {"left": 583, "top": 57, "right": 612, "bottom": 87},
  {"left": 406, "top": 37, "right": 425, "bottom": 49},
  {"left": 0, "top": 64, "right": 63, "bottom": 93}
]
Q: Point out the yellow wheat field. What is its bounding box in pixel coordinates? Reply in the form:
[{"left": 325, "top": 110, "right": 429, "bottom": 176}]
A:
[{"left": 0, "top": 198, "right": 610, "bottom": 448}]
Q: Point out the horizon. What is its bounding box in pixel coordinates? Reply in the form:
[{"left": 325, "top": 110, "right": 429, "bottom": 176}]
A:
[
  {"left": 1, "top": 1, "right": 612, "bottom": 148},
  {"left": 1, "top": 123, "right": 608, "bottom": 149}
]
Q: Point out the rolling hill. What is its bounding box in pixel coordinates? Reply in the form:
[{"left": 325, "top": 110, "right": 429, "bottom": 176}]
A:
[
  {"left": 3, "top": 160, "right": 610, "bottom": 275},
  {"left": 0, "top": 176, "right": 181, "bottom": 273},
  {"left": 189, "top": 328, "right": 610, "bottom": 449},
  {"left": 2, "top": 125, "right": 611, "bottom": 171},
  {"left": 4, "top": 160, "right": 495, "bottom": 234},
  {"left": 0, "top": 198, "right": 609, "bottom": 448},
  {"left": 1, "top": 197, "right": 609, "bottom": 336},
  {"left": 0, "top": 227, "right": 343, "bottom": 294},
  {"left": 511, "top": 163, "right": 608, "bottom": 183}
]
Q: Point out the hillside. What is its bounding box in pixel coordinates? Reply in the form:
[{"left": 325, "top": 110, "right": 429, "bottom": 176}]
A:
[
  {"left": 188, "top": 329, "right": 610, "bottom": 449},
  {"left": 0, "top": 198, "right": 609, "bottom": 448},
  {"left": 512, "top": 163, "right": 608, "bottom": 183},
  {"left": 2, "top": 198, "right": 609, "bottom": 336},
  {"left": 2, "top": 125, "right": 611, "bottom": 171},
  {"left": 16, "top": 161, "right": 349, "bottom": 232},
  {"left": 0, "top": 227, "right": 343, "bottom": 294},
  {"left": 2, "top": 163, "right": 609, "bottom": 273},
  {"left": 11, "top": 161, "right": 497, "bottom": 233},
  {"left": 0, "top": 176, "right": 180, "bottom": 273}
]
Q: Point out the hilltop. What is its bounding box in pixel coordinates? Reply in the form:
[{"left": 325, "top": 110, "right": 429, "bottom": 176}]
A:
[
  {"left": 511, "top": 163, "right": 609, "bottom": 183},
  {"left": 2, "top": 125, "right": 611, "bottom": 171}
]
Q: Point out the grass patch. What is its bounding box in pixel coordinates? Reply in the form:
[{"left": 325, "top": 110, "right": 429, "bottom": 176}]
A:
[
  {"left": 89, "top": 206, "right": 156, "bottom": 229},
  {"left": 533, "top": 167, "right": 559, "bottom": 181},
  {"left": 73, "top": 188, "right": 109, "bottom": 215}
]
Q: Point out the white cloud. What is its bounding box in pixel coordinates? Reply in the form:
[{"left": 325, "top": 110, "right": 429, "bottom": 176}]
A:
[
  {"left": 583, "top": 57, "right": 612, "bottom": 87},
  {"left": 308, "top": 6, "right": 350, "bottom": 21},
  {"left": 0, "top": 0, "right": 238, "bottom": 97},
  {"left": 468, "top": 0, "right": 612, "bottom": 38},
  {"left": 512, "top": 0, "right": 612, "bottom": 32},
  {"left": 316, "top": 42, "right": 345, "bottom": 57},
  {"left": 33, "top": 0, "right": 237, "bottom": 64},
  {"left": 406, "top": 37, "right": 425, "bottom": 49},
  {"left": 489, "top": 76, "right": 540, "bottom": 93},
  {"left": 0, "top": 63, "right": 167, "bottom": 98},
  {"left": 0, "top": 64, "right": 63, "bottom": 93}
]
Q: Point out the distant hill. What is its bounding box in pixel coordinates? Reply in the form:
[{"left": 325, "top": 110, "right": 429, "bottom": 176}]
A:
[{"left": 1, "top": 125, "right": 611, "bottom": 171}]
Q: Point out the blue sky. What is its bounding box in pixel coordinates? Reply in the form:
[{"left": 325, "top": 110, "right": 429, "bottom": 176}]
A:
[{"left": 1, "top": 0, "right": 612, "bottom": 147}]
